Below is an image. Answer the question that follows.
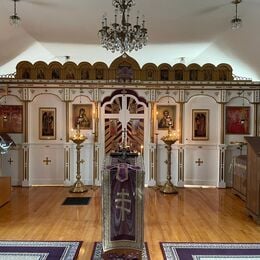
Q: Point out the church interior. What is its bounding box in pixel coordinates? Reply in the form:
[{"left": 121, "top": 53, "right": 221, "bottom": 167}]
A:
[{"left": 0, "top": 0, "right": 260, "bottom": 259}]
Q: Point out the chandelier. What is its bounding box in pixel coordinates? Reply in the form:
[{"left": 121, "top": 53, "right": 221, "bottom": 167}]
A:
[
  {"left": 10, "top": 0, "right": 21, "bottom": 26},
  {"left": 98, "top": 0, "right": 148, "bottom": 53},
  {"left": 231, "top": 0, "right": 242, "bottom": 30}
]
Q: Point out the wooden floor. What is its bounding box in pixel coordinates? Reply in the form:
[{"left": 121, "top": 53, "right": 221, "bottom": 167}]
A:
[{"left": 0, "top": 186, "right": 260, "bottom": 259}]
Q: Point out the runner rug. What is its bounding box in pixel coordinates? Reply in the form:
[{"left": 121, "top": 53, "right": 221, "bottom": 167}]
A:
[
  {"left": 62, "top": 197, "right": 91, "bottom": 205},
  {"left": 91, "top": 242, "right": 150, "bottom": 259},
  {"left": 0, "top": 240, "right": 82, "bottom": 260},
  {"left": 160, "top": 242, "right": 260, "bottom": 260}
]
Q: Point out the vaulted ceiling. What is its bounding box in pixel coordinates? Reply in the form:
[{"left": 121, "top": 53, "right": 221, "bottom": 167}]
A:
[{"left": 1, "top": 0, "right": 260, "bottom": 80}]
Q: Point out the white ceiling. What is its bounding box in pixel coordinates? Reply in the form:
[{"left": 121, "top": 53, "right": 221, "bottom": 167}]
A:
[{"left": 0, "top": 0, "right": 260, "bottom": 80}]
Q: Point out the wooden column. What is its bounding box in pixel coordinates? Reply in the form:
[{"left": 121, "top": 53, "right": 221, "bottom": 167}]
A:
[
  {"left": 179, "top": 102, "right": 184, "bottom": 144},
  {"left": 24, "top": 101, "right": 28, "bottom": 143},
  {"left": 66, "top": 101, "right": 70, "bottom": 142},
  {"left": 93, "top": 101, "right": 100, "bottom": 185},
  {"left": 221, "top": 103, "right": 224, "bottom": 144},
  {"left": 254, "top": 103, "right": 257, "bottom": 136}
]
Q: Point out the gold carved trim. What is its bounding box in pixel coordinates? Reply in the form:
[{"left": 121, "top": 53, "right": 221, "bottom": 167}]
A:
[{"left": 15, "top": 58, "right": 234, "bottom": 82}]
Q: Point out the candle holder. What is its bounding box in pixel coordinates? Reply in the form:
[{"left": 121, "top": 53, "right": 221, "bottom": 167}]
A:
[
  {"left": 160, "top": 125, "right": 179, "bottom": 194},
  {"left": 70, "top": 125, "right": 88, "bottom": 193}
]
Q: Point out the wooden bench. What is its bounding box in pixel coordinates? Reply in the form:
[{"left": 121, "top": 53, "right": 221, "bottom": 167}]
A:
[
  {"left": 0, "top": 176, "right": 11, "bottom": 207},
  {"left": 232, "top": 155, "right": 247, "bottom": 201}
]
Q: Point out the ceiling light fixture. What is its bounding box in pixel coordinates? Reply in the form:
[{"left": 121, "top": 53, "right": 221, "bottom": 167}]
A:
[
  {"left": 98, "top": 0, "right": 148, "bottom": 54},
  {"left": 10, "top": 0, "right": 21, "bottom": 26},
  {"left": 231, "top": 0, "right": 242, "bottom": 30}
]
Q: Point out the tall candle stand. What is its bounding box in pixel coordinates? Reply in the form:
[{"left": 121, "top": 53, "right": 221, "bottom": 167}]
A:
[
  {"left": 70, "top": 125, "right": 88, "bottom": 193},
  {"left": 160, "top": 124, "right": 179, "bottom": 194}
]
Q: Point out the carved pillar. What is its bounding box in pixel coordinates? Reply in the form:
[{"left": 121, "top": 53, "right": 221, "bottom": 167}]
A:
[
  {"left": 150, "top": 101, "right": 155, "bottom": 143},
  {"left": 179, "top": 102, "right": 184, "bottom": 144},
  {"left": 218, "top": 144, "right": 226, "bottom": 188},
  {"left": 148, "top": 101, "right": 157, "bottom": 185},
  {"left": 256, "top": 104, "right": 260, "bottom": 136},
  {"left": 22, "top": 144, "right": 29, "bottom": 187},
  {"left": 66, "top": 101, "right": 70, "bottom": 142},
  {"left": 254, "top": 103, "right": 257, "bottom": 136},
  {"left": 154, "top": 132, "right": 159, "bottom": 185},
  {"left": 24, "top": 101, "right": 29, "bottom": 143},
  {"left": 148, "top": 143, "right": 156, "bottom": 186},
  {"left": 220, "top": 90, "right": 227, "bottom": 144},
  {"left": 22, "top": 89, "right": 30, "bottom": 187},
  {"left": 92, "top": 87, "right": 101, "bottom": 186},
  {"left": 255, "top": 90, "right": 260, "bottom": 136},
  {"left": 220, "top": 103, "right": 225, "bottom": 144},
  {"left": 177, "top": 145, "right": 184, "bottom": 187},
  {"left": 64, "top": 145, "right": 70, "bottom": 185}
]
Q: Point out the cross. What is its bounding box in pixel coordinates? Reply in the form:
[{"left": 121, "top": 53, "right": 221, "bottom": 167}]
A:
[
  {"left": 195, "top": 158, "right": 203, "bottom": 166},
  {"left": 115, "top": 188, "right": 131, "bottom": 222},
  {"left": 8, "top": 158, "right": 13, "bottom": 165},
  {"left": 43, "top": 157, "right": 51, "bottom": 165}
]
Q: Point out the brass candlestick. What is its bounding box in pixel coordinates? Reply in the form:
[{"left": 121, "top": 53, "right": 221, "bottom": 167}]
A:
[
  {"left": 70, "top": 125, "right": 88, "bottom": 193},
  {"left": 160, "top": 125, "right": 179, "bottom": 194}
]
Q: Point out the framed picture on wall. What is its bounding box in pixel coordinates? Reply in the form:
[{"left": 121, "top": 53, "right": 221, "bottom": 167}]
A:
[
  {"left": 72, "top": 104, "right": 92, "bottom": 130},
  {"left": 157, "top": 105, "right": 176, "bottom": 130},
  {"left": 0, "top": 105, "right": 23, "bottom": 133},
  {"left": 226, "top": 106, "right": 250, "bottom": 134},
  {"left": 39, "top": 107, "right": 56, "bottom": 140},
  {"left": 192, "top": 109, "right": 209, "bottom": 140}
]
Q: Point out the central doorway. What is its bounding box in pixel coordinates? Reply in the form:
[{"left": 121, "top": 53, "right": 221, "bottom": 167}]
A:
[{"left": 103, "top": 94, "right": 145, "bottom": 154}]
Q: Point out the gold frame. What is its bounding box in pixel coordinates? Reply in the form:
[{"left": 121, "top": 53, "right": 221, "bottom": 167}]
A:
[
  {"left": 0, "top": 105, "right": 23, "bottom": 133},
  {"left": 226, "top": 106, "right": 250, "bottom": 135},
  {"left": 72, "top": 104, "right": 92, "bottom": 130},
  {"left": 39, "top": 107, "right": 56, "bottom": 140},
  {"left": 157, "top": 105, "right": 176, "bottom": 130},
  {"left": 192, "top": 109, "right": 209, "bottom": 140}
]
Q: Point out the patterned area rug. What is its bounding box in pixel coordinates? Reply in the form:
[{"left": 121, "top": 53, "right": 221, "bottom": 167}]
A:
[
  {"left": 91, "top": 242, "right": 150, "bottom": 259},
  {"left": 160, "top": 242, "right": 260, "bottom": 259},
  {"left": 0, "top": 241, "right": 82, "bottom": 260}
]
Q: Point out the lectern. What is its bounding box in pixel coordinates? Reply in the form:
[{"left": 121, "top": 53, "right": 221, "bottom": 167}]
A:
[
  {"left": 244, "top": 137, "right": 260, "bottom": 224},
  {"left": 102, "top": 151, "right": 144, "bottom": 259}
]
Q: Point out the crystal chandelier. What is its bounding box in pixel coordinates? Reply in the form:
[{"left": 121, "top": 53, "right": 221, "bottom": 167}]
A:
[
  {"left": 98, "top": 0, "right": 148, "bottom": 53},
  {"left": 10, "top": 0, "right": 21, "bottom": 26},
  {"left": 231, "top": 0, "right": 242, "bottom": 30}
]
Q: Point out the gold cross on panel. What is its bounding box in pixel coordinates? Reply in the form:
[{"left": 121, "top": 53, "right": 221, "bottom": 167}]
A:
[
  {"left": 43, "top": 157, "right": 51, "bottom": 165},
  {"left": 195, "top": 158, "right": 203, "bottom": 166}
]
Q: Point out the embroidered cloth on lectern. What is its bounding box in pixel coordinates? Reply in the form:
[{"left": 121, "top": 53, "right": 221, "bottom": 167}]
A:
[
  {"left": 116, "top": 163, "right": 129, "bottom": 182},
  {"left": 107, "top": 164, "right": 140, "bottom": 241}
]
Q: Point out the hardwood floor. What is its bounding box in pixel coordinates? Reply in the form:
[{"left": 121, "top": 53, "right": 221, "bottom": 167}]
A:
[{"left": 0, "top": 186, "right": 260, "bottom": 259}]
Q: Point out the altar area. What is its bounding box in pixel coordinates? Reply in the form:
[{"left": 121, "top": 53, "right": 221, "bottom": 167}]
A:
[{"left": 0, "top": 55, "right": 259, "bottom": 189}]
